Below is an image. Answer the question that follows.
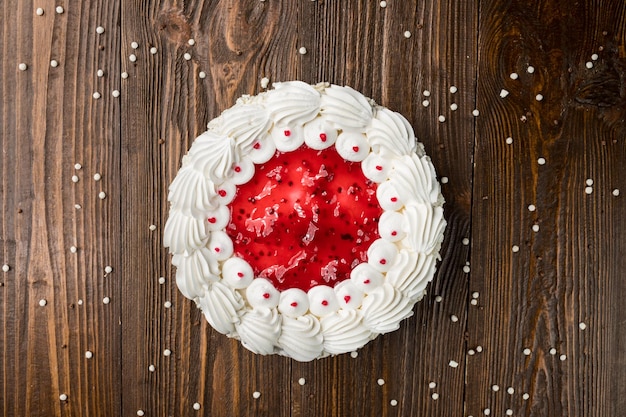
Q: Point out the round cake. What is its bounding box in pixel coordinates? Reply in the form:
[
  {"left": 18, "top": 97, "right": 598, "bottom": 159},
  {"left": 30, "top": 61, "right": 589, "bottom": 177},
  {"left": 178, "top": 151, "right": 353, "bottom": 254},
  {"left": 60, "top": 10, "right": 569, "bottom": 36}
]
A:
[{"left": 164, "top": 81, "right": 446, "bottom": 361}]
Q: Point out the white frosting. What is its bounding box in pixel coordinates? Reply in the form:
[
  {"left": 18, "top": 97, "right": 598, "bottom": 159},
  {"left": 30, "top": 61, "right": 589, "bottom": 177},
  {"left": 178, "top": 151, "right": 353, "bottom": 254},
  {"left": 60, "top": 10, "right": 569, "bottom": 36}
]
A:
[
  {"left": 278, "top": 315, "right": 324, "bottom": 361},
  {"left": 165, "top": 81, "right": 446, "bottom": 361}
]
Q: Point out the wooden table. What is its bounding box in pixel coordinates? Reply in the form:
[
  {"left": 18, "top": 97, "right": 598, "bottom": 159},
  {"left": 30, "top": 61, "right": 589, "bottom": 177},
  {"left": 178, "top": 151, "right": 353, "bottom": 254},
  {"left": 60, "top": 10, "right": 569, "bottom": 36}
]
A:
[{"left": 2, "top": 1, "right": 625, "bottom": 416}]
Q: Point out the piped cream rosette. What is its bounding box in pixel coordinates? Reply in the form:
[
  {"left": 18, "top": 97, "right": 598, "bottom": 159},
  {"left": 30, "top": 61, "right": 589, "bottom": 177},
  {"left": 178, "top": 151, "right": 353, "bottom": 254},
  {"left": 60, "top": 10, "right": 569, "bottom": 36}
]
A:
[{"left": 164, "top": 81, "right": 446, "bottom": 361}]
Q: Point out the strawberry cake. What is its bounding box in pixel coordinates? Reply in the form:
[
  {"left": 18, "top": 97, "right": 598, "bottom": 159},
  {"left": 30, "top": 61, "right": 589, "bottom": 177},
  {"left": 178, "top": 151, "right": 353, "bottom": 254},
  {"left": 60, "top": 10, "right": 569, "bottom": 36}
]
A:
[{"left": 164, "top": 81, "right": 446, "bottom": 361}]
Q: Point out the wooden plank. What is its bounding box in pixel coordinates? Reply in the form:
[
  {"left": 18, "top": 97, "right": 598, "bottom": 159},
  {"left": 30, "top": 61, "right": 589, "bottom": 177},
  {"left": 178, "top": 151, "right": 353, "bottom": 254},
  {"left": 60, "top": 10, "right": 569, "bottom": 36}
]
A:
[
  {"left": 468, "top": 1, "right": 626, "bottom": 416},
  {"left": 0, "top": 1, "right": 122, "bottom": 416},
  {"left": 120, "top": 1, "right": 295, "bottom": 416},
  {"left": 292, "top": 1, "right": 478, "bottom": 416}
]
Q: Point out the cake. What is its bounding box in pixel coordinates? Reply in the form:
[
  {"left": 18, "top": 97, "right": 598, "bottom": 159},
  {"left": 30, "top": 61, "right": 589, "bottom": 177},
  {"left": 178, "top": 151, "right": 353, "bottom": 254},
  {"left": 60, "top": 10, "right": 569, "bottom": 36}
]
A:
[{"left": 164, "top": 81, "right": 446, "bottom": 361}]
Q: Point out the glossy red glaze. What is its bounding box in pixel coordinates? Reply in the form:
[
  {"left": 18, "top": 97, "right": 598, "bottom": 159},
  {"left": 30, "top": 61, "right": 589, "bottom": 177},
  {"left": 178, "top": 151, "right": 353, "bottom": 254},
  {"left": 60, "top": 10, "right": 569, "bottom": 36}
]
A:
[{"left": 227, "top": 145, "right": 381, "bottom": 291}]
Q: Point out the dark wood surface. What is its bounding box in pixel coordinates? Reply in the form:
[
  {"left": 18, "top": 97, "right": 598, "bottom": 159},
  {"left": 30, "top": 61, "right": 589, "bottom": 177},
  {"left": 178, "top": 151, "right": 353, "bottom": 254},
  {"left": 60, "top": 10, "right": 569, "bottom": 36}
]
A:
[{"left": 1, "top": 0, "right": 625, "bottom": 416}]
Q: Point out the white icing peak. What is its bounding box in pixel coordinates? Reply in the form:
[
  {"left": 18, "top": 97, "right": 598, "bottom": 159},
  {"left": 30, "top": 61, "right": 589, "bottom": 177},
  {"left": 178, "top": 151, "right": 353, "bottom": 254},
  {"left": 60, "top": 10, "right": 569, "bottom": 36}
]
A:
[{"left": 164, "top": 81, "right": 446, "bottom": 361}]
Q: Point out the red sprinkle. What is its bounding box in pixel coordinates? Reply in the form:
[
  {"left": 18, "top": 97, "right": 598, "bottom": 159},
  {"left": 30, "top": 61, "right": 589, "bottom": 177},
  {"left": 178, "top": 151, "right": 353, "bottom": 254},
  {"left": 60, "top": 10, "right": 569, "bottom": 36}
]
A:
[
  {"left": 290, "top": 302, "right": 298, "bottom": 307},
  {"left": 375, "top": 165, "right": 383, "bottom": 171},
  {"left": 319, "top": 133, "right": 327, "bottom": 142},
  {"left": 237, "top": 272, "right": 244, "bottom": 278},
  {"left": 284, "top": 129, "right": 291, "bottom": 137},
  {"left": 253, "top": 142, "right": 261, "bottom": 150},
  {"left": 214, "top": 247, "right": 221, "bottom": 253},
  {"left": 208, "top": 217, "right": 217, "bottom": 224},
  {"left": 352, "top": 146, "right": 359, "bottom": 152},
  {"left": 390, "top": 197, "right": 398, "bottom": 202},
  {"left": 343, "top": 295, "right": 351, "bottom": 304},
  {"left": 218, "top": 189, "right": 227, "bottom": 197},
  {"left": 363, "top": 279, "right": 370, "bottom": 284},
  {"left": 379, "top": 259, "right": 386, "bottom": 265},
  {"left": 391, "top": 231, "right": 397, "bottom": 236},
  {"left": 321, "top": 300, "right": 329, "bottom": 306},
  {"left": 263, "top": 293, "right": 270, "bottom": 299},
  {"left": 234, "top": 166, "right": 242, "bottom": 173}
]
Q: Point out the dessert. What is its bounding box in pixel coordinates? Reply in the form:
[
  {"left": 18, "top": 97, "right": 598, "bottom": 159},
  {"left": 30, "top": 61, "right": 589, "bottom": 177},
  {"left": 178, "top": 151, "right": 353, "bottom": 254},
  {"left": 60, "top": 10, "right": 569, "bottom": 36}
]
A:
[{"left": 164, "top": 81, "right": 446, "bottom": 361}]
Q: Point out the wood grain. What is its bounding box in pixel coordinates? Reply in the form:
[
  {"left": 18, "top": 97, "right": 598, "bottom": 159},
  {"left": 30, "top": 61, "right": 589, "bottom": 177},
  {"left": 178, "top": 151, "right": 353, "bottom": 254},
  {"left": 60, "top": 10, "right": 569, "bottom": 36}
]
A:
[
  {"left": 1, "top": 0, "right": 122, "bottom": 416},
  {"left": 1, "top": 0, "right": 625, "bottom": 416}
]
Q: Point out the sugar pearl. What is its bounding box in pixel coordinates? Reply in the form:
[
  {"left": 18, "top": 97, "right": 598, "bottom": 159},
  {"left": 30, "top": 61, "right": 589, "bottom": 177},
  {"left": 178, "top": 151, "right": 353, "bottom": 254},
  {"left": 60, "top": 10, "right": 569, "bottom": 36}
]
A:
[
  {"left": 441, "top": 176, "right": 449, "bottom": 184},
  {"left": 468, "top": 349, "right": 475, "bottom": 355},
  {"left": 585, "top": 186, "right": 593, "bottom": 194},
  {"left": 252, "top": 391, "right": 261, "bottom": 399},
  {"left": 380, "top": 0, "right": 387, "bottom": 7},
  {"left": 56, "top": 6, "right": 64, "bottom": 14},
  {"left": 423, "top": 90, "right": 431, "bottom": 97},
  {"left": 163, "top": 349, "right": 172, "bottom": 356},
  {"left": 528, "top": 204, "right": 536, "bottom": 212},
  {"left": 500, "top": 89, "right": 510, "bottom": 98},
  {"left": 484, "top": 408, "right": 491, "bottom": 415},
  {"left": 158, "top": 277, "right": 166, "bottom": 284},
  {"left": 149, "top": 224, "right": 157, "bottom": 231},
  {"left": 350, "top": 351, "right": 358, "bottom": 358},
  {"left": 462, "top": 238, "right": 470, "bottom": 245},
  {"left": 74, "top": 204, "right": 81, "bottom": 209},
  {"left": 77, "top": 299, "right": 83, "bottom": 305},
  {"left": 523, "top": 393, "right": 530, "bottom": 400},
  {"left": 2, "top": 264, "right": 9, "bottom": 272},
  {"left": 509, "top": 72, "right": 519, "bottom": 79},
  {"left": 472, "top": 292, "right": 479, "bottom": 298},
  {"left": 403, "top": 31, "right": 411, "bottom": 38},
  {"left": 463, "top": 265, "right": 471, "bottom": 273},
  {"left": 591, "top": 53, "right": 599, "bottom": 60},
  {"left": 390, "top": 399, "right": 398, "bottom": 406},
  {"left": 492, "top": 384, "right": 500, "bottom": 392},
  {"left": 129, "top": 54, "right": 137, "bottom": 62},
  {"left": 613, "top": 189, "right": 620, "bottom": 196},
  {"left": 431, "top": 393, "right": 439, "bottom": 400},
  {"left": 450, "top": 314, "right": 459, "bottom": 323},
  {"left": 438, "top": 115, "right": 446, "bottom": 123},
  {"left": 532, "top": 224, "right": 540, "bottom": 232},
  {"left": 97, "top": 69, "right": 104, "bottom": 77},
  {"left": 39, "top": 299, "right": 47, "bottom": 306},
  {"left": 449, "top": 360, "right": 459, "bottom": 368},
  {"left": 450, "top": 86, "right": 458, "bottom": 93},
  {"left": 121, "top": 72, "right": 128, "bottom": 79},
  {"left": 104, "top": 266, "right": 113, "bottom": 274},
  {"left": 260, "top": 77, "right": 270, "bottom": 88},
  {"left": 377, "top": 378, "right": 385, "bottom": 386},
  {"left": 50, "top": 60, "right": 59, "bottom": 68},
  {"left": 36, "top": 8, "right": 44, "bottom": 16},
  {"left": 549, "top": 348, "right": 557, "bottom": 355},
  {"left": 111, "top": 89, "right": 120, "bottom": 97},
  {"left": 535, "top": 93, "right": 544, "bottom": 101},
  {"left": 85, "top": 351, "right": 93, "bottom": 359},
  {"left": 298, "top": 47, "right": 307, "bottom": 55},
  {"left": 164, "top": 301, "right": 172, "bottom": 309},
  {"left": 472, "top": 109, "right": 480, "bottom": 116},
  {"left": 98, "top": 191, "right": 106, "bottom": 199},
  {"left": 70, "top": 246, "right": 78, "bottom": 253},
  {"left": 298, "top": 378, "right": 306, "bottom": 386},
  {"left": 537, "top": 157, "right": 546, "bottom": 165},
  {"left": 422, "top": 100, "right": 430, "bottom": 107},
  {"left": 150, "top": 47, "right": 157, "bottom": 54},
  {"left": 148, "top": 364, "right": 155, "bottom": 372},
  {"left": 507, "top": 387, "right": 514, "bottom": 394},
  {"left": 475, "top": 345, "right": 483, "bottom": 352},
  {"left": 184, "top": 52, "right": 191, "bottom": 60},
  {"left": 579, "top": 322, "right": 587, "bottom": 330},
  {"left": 527, "top": 65, "right": 535, "bottom": 73},
  {"left": 188, "top": 39, "right": 196, "bottom": 46},
  {"left": 103, "top": 296, "right": 110, "bottom": 304},
  {"left": 560, "top": 354, "right": 567, "bottom": 361},
  {"left": 96, "top": 26, "right": 105, "bottom": 34},
  {"left": 131, "top": 41, "right": 139, "bottom": 49},
  {"left": 586, "top": 61, "right": 593, "bottom": 69},
  {"left": 71, "top": 175, "right": 79, "bottom": 183},
  {"left": 512, "top": 245, "right": 520, "bottom": 252},
  {"left": 137, "top": 411, "right": 144, "bottom": 417},
  {"left": 429, "top": 381, "right": 437, "bottom": 389},
  {"left": 199, "top": 71, "right": 207, "bottom": 79},
  {"left": 18, "top": 63, "right": 28, "bottom": 71},
  {"left": 193, "top": 402, "right": 201, "bottom": 410},
  {"left": 506, "top": 409, "right": 513, "bottom": 416},
  {"left": 450, "top": 103, "right": 458, "bottom": 111},
  {"left": 435, "top": 295, "right": 443, "bottom": 302},
  {"left": 59, "top": 393, "right": 68, "bottom": 401},
  {"left": 74, "top": 163, "right": 82, "bottom": 170},
  {"left": 92, "top": 92, "right": 101, "bottom": 100},
  {"left": 523, "top": 348, "right": 531, "bottom": 356}
]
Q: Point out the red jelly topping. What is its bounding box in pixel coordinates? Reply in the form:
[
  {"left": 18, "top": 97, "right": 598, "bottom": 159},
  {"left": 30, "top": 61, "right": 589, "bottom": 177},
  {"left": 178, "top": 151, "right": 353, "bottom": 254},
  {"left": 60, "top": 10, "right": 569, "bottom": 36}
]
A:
[{"left": 226, "top": 145, "right": 382, "bottom": 292}]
